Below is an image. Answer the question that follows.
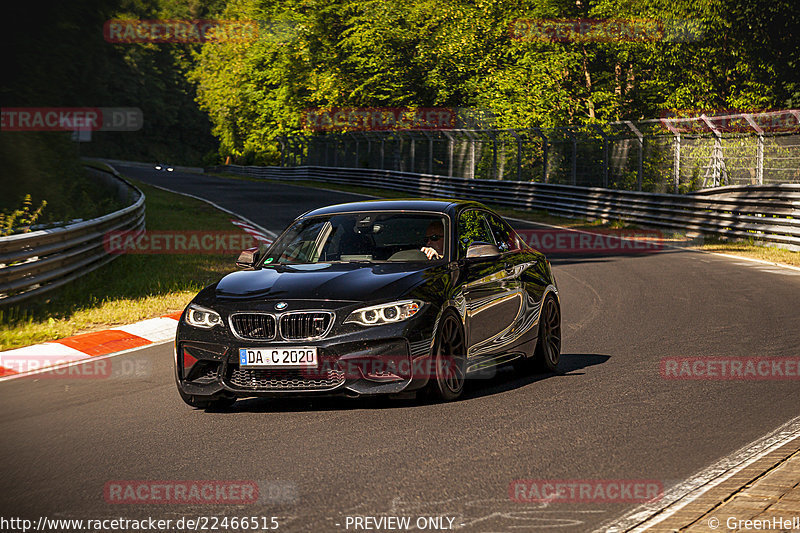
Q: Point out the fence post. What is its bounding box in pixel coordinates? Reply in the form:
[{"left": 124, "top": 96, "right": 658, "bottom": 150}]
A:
[
  {"left": 410, "top": 133, "right": 416, "bottom": 173},
  {"left": 421, "top": 131, "right": 433, "bottom": 174},
  {"left": 674, "top": 134, "right": 681, "bottom": 193},
  {"left": 444, "top": 131, "right": 454, "bottom": 176},
  {"left": 591, "top": 124, "right": 608, "bottom": 187},
  {"left": 360, "top": 132, "right": 371, "bottom": 168},
  {"left": 532, "top": 128, "right": 548, "bottom": 182},
  {"left": 564, "top": 128, "right": 577, "bottom": 185},
  {"left": 490, "top": 131, "right": 498, "bottom": 179},
  {"left": 625, "top": 121, "right": 644, "bottom": 191},
  {"left": 380, "top": 136, "right": 386, "bottom": 170},
  {"left": 348, "top": 132, "right": 358, "bottom": 168},
  {"left": 389, "top": 132, "right": 401, "bottom": 171},
  {"left": 278, "top": 135, "right": 286, "bottom": 166},
  {"left": 508, "top": 129, "right": 522, "bottom": 180},
  {"left": 661, "top": 118, "right": 681, "bottom": 193},
  {"left": 333, "top": 135, "right": 339, "bottom": 167},
  {"left": 465, "top": 130, "right": 476, "bottom": 179},
  {"left": 744, "top": 114, "right": 765, "bottom": 185}
]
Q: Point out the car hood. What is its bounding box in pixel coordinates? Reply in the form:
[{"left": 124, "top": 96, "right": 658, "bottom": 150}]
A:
[{"left": 213, "top": 262, "right": 440, "bottom": 302}]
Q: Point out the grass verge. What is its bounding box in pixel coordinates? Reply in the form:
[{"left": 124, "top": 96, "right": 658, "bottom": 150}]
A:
[
  {"left": 0, "top": 173, "right": 243, "bottom": 350},
  {"left": 212, "top": 171, "right": 799, "bottom": 267}
]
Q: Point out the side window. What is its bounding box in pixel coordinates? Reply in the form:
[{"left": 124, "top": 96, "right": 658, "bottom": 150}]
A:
[
  {"left": 457, "top": 210, "right": 494, "bottom": 258},
  {"left": 486, "top": 214, "right": 521, "bottom": 253}
]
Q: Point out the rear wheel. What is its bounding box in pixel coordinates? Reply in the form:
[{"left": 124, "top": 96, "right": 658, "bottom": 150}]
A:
[
  {"left": 534, "top": 294, "right": 561, "bottom": 372},
  {"left": 178, "top": 389, "right": 236, "bottom": 410},
  {"left": 427, "top": 311, "right": 467, "bottom": 401},
  {"left": 517, "top": 294, "right": 561, "bottom": 373}
]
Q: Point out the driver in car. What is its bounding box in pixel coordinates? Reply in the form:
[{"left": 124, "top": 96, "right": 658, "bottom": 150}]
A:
[{"left": 421, "top": 220, "right": 444, "bottom": 260}]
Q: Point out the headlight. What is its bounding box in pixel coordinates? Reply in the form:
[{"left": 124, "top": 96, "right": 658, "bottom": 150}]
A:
[
  {"left": 345, "top": 300, "right": 424, "bottom": 326},
  {"left": 185, "top": 304, "right": 223, "bottom": 329}
]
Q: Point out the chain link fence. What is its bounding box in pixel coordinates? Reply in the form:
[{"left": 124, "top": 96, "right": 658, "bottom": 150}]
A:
[{"left": 280, "top": 110, "right": 800, "bottom": 193}]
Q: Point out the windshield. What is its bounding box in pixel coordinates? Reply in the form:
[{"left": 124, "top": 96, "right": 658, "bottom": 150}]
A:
[{"left": 261, "top": 212, "right": 448, "bottom": 265}]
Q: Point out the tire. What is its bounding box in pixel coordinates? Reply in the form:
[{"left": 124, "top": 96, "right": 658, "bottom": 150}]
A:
[
  {"left": 178, "top": 389, "right": 236, "bottom": 410},
  {"left": 426, "top": 310, "right": 467, "bottom": 402},
  {"left": 533, "top": 294, "right": 561, "bottom": 372}
]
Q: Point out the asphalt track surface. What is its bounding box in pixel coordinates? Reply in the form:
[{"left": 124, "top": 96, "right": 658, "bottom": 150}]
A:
[{"left": 1, "top": 165, "right": 798, "bottom": 532}]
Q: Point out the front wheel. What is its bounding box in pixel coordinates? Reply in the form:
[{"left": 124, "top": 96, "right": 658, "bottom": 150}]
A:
[{"left": 426, "top": 311, "right": 467, "bottom": 402}]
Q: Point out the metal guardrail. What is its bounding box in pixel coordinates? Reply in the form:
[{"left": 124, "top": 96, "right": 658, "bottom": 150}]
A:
[
  {"left": 216, "top": 165, "right": 800, "bottom": 250},
  {"left": 0, "top": 166, "right": 145, "bottom": 306}
]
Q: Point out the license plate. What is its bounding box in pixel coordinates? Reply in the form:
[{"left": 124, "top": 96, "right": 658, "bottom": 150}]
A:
[{"left": 238, "top": 347, "right": 318, "bottom": 368}]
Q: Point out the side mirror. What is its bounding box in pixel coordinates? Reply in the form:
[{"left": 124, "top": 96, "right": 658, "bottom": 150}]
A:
[
  {"left": 236, "top": 247, "right": 259, "bottom": 269},
  {"left": 466, "top": 242, "right": 501, "bottom": 260}
]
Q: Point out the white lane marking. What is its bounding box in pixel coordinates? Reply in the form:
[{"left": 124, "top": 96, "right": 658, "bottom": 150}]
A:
[
  {"left": 0, "top": 342, "right": 88, "bottom": 358},
  {"left": 595, "top": 415, "right": 800, "bottom": 532},
  {"left": 111, "top": 317, "right": 179, "bottom": 343},
  {"left": 109, "top": 163, "right": 278, "bottom": 239}
]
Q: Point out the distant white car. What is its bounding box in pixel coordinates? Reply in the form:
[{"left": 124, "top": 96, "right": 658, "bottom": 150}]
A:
[{"left": 155, "top": 163, "right": 174, "bottom": 172}]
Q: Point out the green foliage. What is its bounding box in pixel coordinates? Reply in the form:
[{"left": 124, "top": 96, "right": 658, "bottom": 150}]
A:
[
  {"left": 0, "top": 195, "right": 48, "bottom": 236},
  {"left": 4, "top": 0, "right": 798, "bottom": 166},
  {"left": 188, "top": 0, "right": 799, "bottom": 162}
]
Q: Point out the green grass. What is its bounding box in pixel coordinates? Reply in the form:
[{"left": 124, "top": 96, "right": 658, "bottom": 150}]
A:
[
  {"left": 212, "top": 171, "right": 800, "bottom": 267},
  {"left": 0, "top": 173, "right": 243, "bottom": 350}
]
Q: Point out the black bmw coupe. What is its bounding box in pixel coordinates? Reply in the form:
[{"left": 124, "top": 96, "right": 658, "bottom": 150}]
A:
[{"left": 175, "top": 199, "right": 560, "bottom": 407}]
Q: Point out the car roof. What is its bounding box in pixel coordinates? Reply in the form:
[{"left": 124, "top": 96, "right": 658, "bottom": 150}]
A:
[{"left": 300, "top": 198, "right": 486, "bottom": 218}]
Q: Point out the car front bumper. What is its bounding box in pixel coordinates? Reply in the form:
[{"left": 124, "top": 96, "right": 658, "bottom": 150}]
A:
[{"left": 174, "top": 304, "right": 438, "bottom": 399}]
